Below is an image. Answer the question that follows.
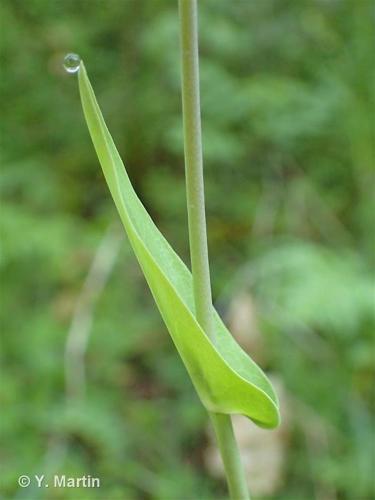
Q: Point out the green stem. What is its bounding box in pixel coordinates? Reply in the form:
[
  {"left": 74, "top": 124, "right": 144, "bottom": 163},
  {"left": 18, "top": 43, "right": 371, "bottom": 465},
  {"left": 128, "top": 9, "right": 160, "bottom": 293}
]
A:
[
  {"left": 178, "top": 0, "right": 213, "bottom": 340},
  {"left": 210, "top": 413, "right": 250, "bottom": 500},
  {"left": 178, "top": 1, "right": 250, "bottom": 499}
]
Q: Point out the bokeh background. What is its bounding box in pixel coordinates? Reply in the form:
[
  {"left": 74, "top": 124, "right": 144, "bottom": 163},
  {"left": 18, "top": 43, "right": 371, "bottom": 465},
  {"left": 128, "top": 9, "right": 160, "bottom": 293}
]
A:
[{"left": 1, "top": 0, "right": 374, "bottom": 498}]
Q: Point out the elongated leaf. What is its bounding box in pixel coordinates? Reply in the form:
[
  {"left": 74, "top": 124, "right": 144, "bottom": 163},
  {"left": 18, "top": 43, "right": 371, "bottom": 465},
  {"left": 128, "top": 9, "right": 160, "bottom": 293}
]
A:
[{"left": 78, "top": 62, "right": 280, "bottom": 429}]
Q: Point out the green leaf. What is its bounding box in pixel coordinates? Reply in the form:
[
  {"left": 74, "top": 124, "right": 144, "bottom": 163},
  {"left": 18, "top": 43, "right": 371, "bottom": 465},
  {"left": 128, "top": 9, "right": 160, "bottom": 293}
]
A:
[{"left": 77, "top": 62, "right": 279, "bottom": 429}]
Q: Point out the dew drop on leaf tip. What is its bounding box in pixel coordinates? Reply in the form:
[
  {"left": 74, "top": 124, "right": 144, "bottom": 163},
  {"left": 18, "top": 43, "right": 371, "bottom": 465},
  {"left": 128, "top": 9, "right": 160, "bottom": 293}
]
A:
[{"left": 63, "top": 53, "right": 81, "bottom": 74}]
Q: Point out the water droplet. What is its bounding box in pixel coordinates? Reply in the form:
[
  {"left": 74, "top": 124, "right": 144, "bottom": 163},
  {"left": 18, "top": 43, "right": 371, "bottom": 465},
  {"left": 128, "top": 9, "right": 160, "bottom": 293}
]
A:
[{"left": 63, "top": 53, "right": 81, "bottom": 74}]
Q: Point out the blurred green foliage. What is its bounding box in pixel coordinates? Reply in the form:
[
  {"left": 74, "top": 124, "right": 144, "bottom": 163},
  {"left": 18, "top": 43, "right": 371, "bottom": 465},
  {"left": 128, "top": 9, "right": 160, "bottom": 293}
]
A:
[{"left": 1, "top": 0, "right": 374, "bottom": 499}]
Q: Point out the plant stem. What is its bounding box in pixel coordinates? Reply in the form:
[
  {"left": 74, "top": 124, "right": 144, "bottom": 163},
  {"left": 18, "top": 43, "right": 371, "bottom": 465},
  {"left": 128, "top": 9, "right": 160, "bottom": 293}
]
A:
[
  {"left": 178, "top": 0, "right": 214, "bottom": 340},
  {"left": 178, "top": 1, "right": 250, "bottom": 499},
  {"left": 210, "top": 413, "right": 250, "bottom": 500}
]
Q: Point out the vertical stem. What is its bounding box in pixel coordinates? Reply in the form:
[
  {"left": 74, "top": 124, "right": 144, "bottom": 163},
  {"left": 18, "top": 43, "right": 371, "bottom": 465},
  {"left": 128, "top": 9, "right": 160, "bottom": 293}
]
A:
[
  {"left": 179, "top": 0, "right": 214, "bottom": 339},
  {"left": 178, "top": 1, "right": 250, "bottom": 499},
  {"left": 210, "top": 413, "right": 250, "bottom": 500}
]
